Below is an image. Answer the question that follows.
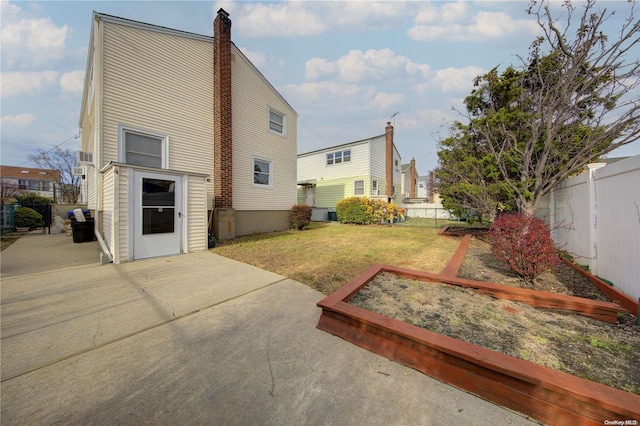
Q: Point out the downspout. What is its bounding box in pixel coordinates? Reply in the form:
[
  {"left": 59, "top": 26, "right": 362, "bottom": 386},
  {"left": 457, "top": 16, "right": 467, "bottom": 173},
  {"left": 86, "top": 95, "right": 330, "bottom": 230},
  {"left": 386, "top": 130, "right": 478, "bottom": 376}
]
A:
[
  {"left": 95, "top": 222, "right": 113, "bottom": 263},
  {"left": 93, "top": 15, "right": 112, "bottom": 264}
]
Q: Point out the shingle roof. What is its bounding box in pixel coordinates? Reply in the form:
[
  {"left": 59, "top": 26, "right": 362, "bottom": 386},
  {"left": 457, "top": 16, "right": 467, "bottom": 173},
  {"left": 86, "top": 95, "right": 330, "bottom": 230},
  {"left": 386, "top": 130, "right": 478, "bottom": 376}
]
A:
[{"left": 0, "top": 165, "right": 60, "bottom": 181}]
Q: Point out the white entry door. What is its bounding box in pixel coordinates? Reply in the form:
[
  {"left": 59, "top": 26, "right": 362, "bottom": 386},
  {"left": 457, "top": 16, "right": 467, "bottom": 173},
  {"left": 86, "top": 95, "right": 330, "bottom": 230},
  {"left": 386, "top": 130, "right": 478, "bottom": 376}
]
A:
[
  {"left": 305, "top": 186, "right": 314, "bottom": 206},
  {"left": 133, "top": 171, "right": 182, "bottom": 260}
]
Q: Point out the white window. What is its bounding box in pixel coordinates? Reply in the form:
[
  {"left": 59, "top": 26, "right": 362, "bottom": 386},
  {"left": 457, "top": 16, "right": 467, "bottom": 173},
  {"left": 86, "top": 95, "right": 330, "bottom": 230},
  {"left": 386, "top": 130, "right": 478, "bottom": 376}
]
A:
[
  {"left": 326, "top": 149, "right": 351, "bottom": 166},
  {"left": 118, "top": 124, "right": 168, "bottom": 169},
  {"left": 372, "top": 180, "right": 378, "bottom": 195},
  {"left": 268, "top": 108, "right": 285, "bottom": 136},
  {"left": 395, "top": 159, "right": 400, "bottom": 171},
  {"left": 253, "top": 157, "right": 273, "bottom": 188},
  {"left": 354, "top": 180, "right": 364, "bottom": 196}
]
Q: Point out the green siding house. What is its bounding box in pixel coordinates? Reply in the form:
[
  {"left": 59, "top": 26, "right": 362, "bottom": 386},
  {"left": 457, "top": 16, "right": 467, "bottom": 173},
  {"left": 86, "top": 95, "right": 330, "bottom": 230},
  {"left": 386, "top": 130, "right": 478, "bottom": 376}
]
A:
[{"left": 297, "top": 122, "right": 402, "bottom": 218}]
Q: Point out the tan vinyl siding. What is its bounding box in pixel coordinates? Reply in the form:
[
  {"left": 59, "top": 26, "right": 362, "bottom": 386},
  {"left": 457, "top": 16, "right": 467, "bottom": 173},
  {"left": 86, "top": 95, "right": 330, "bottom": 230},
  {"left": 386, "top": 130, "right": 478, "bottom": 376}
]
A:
[
  {"left": 117, "top": 167, "right": 129, "bottom": 262},
  {"left": 231, "top": 49, "right": 297, "bottom": 211},
  {"left": 86, "top": 165, "right": 97, "bottom": 209},
  {"left": 102, "top": 167, "right": 114, "bottom": 253},
  {"left": 101, "top": 21, "right": 215, "bottom": 207},
  {"left": 187, "top": 175, "right": 207, "bottom": 252}
]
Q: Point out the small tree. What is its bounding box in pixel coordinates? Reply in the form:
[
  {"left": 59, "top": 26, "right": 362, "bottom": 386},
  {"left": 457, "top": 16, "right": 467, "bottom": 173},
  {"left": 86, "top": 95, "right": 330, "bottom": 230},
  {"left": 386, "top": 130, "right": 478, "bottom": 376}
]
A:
[
  {"left": 15, "top": 207, "right": 43, "bottom": 230},
  {"left": 489, "top": 213, "right": 559, "bottom": 286}
]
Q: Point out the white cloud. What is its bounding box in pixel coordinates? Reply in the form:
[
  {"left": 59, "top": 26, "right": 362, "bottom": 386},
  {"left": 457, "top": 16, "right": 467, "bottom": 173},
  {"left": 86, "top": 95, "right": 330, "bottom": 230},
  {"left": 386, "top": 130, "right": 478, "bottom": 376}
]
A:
[
  {"left": 305, "top": 49, "right": 430, "bottom": 83},
  {"left": 238, "top": 47, "right": 267, "bottom": 68},
  {"left": 1, "top": 113, "right": 37, "bottom": 127},
  {"left": 281, "top": 81, "right": 404, "bottom": 117},
  {"left": 222, "top": 1, "right": 326, "bottom": 37},
  {"left": 215, "top": 0, "right": 410, "bottom": 38},
  {"left": 408, "top": 5, "right": 538, "bottom": 42},
  {"left": 414, "top": 66, "right": 484, "bottom": 94},
  {"left": 1, "top": 3, "right": 71, "bottom": 67},
  {"left": 1, "top": 71, "right": 59, "bottom": 98},
  {"left": 59, "top": 70, "right": 85, "bottom": 95},
  {"left": 373, "top": 92, "right": 404, "bottom": 112}
]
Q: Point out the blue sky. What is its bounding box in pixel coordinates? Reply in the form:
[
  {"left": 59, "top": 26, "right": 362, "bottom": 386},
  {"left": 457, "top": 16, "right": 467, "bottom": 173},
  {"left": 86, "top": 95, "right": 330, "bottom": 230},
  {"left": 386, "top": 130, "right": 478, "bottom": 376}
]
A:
[{"left": 1, "top": 0, "right": 638, "bottom": 175}]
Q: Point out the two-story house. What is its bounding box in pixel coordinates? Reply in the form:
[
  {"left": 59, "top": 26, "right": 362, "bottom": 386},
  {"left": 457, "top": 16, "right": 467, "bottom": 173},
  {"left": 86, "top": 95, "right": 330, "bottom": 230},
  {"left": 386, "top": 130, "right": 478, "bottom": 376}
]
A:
[
  {"left": 297, "top": 122, "right": 401, "bottom": 218},
  {"left": 400, "top": 158, "right": 419, "bottom": 200},
  {"left": 78, "top": 10, "right": 297, "bottom": 263},
  {"left": 0, "top": 165, "right": 60, "bottom": 202}
]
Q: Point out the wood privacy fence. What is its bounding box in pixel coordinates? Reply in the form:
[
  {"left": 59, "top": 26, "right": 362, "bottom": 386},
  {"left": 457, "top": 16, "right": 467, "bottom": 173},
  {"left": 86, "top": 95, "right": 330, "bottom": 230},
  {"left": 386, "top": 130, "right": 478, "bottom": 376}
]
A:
[{"left": 536, "top": 155, "right": 640, "bottom": 303}]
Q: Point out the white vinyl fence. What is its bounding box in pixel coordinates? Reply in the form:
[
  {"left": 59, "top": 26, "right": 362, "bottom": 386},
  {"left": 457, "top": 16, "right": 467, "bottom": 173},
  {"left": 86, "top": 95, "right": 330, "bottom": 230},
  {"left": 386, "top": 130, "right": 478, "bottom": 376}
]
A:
[
  {"left": 402, "top": 202, "right": 455, "bottom": 220},
  {"left": 536, "top": 155, "right": 640, "bottom": 302}
]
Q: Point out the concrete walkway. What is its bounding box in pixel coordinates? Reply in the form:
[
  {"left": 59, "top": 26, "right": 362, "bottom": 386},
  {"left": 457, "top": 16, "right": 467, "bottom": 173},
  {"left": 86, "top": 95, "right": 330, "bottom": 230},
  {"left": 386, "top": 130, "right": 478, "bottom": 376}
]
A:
[{"left": 1, "top": 234, "right": 537, "bottom": 425}]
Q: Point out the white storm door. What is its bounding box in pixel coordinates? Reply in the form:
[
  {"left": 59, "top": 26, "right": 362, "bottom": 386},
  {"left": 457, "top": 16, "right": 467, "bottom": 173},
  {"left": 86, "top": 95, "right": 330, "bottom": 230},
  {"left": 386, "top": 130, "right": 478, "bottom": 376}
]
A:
[
  {"left": 133, "top": 171, "right": 182, "bottom": 260},
  {"left": 305, "top": 186, "right": 314, "bottom": 206}
]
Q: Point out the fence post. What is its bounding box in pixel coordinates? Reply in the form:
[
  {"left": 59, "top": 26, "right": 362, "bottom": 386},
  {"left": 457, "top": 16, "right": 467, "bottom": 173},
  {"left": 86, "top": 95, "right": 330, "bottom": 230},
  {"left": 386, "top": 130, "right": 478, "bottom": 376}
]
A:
[{"left": 587, "top": 163, "right": 606, "bottom": 275}]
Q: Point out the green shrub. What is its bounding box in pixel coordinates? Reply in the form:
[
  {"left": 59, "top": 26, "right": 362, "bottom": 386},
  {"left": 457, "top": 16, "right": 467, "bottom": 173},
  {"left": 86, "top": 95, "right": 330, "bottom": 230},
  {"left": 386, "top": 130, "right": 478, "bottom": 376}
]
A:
[
  {"left": 291, "top": 205, "right": 313, "bottom": 230},
  {"left": 336, "top": 197, "right": 403, "bottom": 225},
  {"left": 336, "top": 197, "right": 373, "bottom": 224},
  {"left": 15, "top": 207, "right": 43, "bottom": 229},
  {"left": 15, "top": 193, "right": 52, "bottom": 205}
]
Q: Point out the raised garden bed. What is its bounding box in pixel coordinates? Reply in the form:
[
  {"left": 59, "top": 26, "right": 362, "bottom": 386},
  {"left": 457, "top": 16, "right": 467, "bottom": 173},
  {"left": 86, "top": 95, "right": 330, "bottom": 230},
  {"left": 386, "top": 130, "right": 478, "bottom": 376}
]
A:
[{"left": 316, "top": 239, "right": 640, "bottom": 425}]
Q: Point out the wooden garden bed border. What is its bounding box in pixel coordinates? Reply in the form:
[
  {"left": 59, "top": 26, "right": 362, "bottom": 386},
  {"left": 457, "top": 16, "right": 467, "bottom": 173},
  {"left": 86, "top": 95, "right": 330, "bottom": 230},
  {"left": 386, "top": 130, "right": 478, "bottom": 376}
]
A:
[{"left": 316, "top": 263, "right": 640, "bottom": 425}]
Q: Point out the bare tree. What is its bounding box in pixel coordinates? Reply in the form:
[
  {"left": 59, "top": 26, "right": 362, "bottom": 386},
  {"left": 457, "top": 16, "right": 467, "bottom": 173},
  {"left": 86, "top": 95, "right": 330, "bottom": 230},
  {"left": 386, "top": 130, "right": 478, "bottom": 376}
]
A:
[
  {"left": 28, "top": 147, "right": 81, "bottom": 204},
  {"left": 1, "top": 178, "right": 20, "bottom": 203},
  {"left": 438, "top": 0, "right": 640, "bottom": 217}
]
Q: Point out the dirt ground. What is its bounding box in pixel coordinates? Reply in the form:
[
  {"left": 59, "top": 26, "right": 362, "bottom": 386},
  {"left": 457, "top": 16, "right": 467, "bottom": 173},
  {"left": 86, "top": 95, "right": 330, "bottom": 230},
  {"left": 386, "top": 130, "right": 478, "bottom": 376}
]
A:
[{"left": 349, "top": 238, "right": 640, "bottom": 395}]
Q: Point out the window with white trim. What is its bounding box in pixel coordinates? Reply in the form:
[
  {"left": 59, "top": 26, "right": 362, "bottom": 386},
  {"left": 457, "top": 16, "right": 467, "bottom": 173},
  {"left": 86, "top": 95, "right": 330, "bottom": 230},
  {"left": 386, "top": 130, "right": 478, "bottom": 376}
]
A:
[
  {"left": 118, "top": 125, "right": 168, "bottom": 169},
  {"left": 372, "top": 180, "right": 378, "bottom": 195},
  {"left": 253, "top": 157, "right": 273, "bottom": 188},
  {"left": 326, "top": 149, "right": 351, "bottom": 165},
  {"left": 268, "top": 108, "right": 285, "bottom": 135},
  {"left": 354, "top": 180, "right": 364, "bottom": 196}
]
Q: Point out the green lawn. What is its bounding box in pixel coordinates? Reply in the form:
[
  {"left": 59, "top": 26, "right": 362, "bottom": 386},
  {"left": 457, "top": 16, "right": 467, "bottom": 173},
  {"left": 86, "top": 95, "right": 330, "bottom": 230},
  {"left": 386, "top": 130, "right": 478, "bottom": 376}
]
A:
[{"left": 212, "top": 218, "right": 463, "bottom": 295}]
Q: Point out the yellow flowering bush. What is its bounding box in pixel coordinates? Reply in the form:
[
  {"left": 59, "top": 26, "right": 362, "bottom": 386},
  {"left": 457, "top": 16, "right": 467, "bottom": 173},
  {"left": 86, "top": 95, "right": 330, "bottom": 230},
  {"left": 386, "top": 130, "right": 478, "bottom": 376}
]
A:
[{"left": 336, "top": 197, "right": 403, "bottom": 224}]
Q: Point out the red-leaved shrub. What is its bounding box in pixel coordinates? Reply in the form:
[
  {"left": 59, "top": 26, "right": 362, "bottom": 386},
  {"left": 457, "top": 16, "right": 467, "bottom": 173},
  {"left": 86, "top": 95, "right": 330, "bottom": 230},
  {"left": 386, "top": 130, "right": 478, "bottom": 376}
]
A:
[
  {"left": 489, "top": 213, "right": 559, "bottom": 284},
  {"left": 290, "top": 204, "right": 313, "bottom": 230}
]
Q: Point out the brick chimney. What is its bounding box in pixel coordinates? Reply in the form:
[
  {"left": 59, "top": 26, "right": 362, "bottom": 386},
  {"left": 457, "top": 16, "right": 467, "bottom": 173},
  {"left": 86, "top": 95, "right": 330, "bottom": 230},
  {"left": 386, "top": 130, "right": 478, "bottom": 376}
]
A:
[
  {"left": 214, "top": 8, "right": 232, "bottom": 209},
  {"left": 410, "top": 157, "right": 416, "bottom": 198},
  {"left": 213, "top": 9, "right": 235, "bottom": 239},
  {"left": 385, "top": 122, "right": 394, "bottom": 198}
]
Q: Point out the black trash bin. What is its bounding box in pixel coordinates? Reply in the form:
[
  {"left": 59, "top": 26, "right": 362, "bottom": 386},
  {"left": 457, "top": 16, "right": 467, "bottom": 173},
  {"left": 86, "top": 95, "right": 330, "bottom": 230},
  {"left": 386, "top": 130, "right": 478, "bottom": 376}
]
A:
[{"left": 71, "top": 218, "right": 95, "bottom": 243}]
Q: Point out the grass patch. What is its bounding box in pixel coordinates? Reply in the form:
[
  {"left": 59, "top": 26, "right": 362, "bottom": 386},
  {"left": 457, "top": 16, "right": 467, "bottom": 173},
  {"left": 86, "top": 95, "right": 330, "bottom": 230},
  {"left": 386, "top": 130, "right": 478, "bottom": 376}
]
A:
[
  {"left": 212, "top": 221, "right": 460, "bottom": 294},
  {"left": 1, "top": 232, "right": 22, "bottom": 251}
]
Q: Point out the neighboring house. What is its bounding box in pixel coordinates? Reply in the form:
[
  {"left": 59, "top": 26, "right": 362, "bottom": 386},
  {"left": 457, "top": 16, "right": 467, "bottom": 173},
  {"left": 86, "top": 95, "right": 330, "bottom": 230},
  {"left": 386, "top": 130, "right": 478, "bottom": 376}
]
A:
[
  {"left": 0, "top": 165, "right": 60, "bottom": 202},
  {"left": 78, "top": 10, "right": 297, "bottom": 263},
  {"left": 297, "top": 122, "right": 401, "bottom": 213},
  {"left": 417, "top": 175, "right": 428, "bottom": 199},
  {"left": 400, "top": 158, "right": 419, "bottom": 200}
]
